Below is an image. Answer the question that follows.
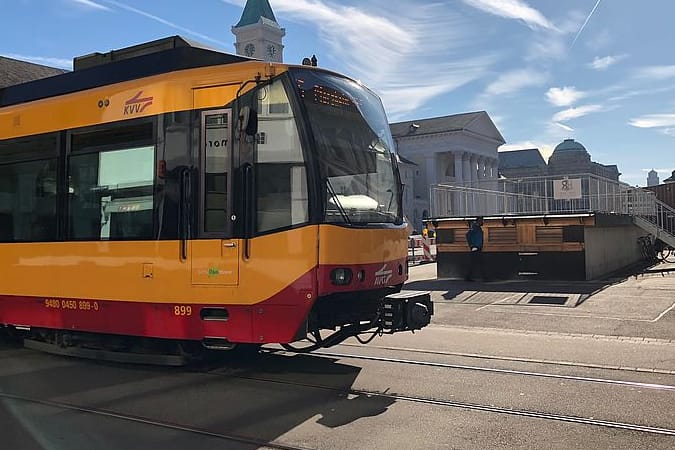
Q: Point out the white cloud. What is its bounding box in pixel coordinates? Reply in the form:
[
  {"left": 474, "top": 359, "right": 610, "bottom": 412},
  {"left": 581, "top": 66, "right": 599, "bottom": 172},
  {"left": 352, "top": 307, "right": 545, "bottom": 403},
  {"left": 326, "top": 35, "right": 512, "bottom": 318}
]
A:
[
  {"left": 628, "top": 114, "right": 675, "bottom": 129},
  {"left": 484, "top": 69, "right": 548, "bottom": 96},
  {"left": 225, "top": 0, "right": 496, "bottom": 118},
  {"left": 545, "top": 86, "right": 586, "bottom": 107},
  {"left": 461, "top": 0, "right": 557, "bottom": 30},
  {"left": 589, "top": 54, "right": 626, "bottom": 70},
  {"left": 4, "top": 53, "right": 72, "bottom": 70},
  {"left": 553, "top": 122, "right": 574, "bottom": 132},
  {"left": 635, "top": 65, "right": 675, "bottom": 80},
  {"left": 552, "top": 104, "right": 603, "bottom": 122},
  {"left": 69, "top": 0, "right": 111, "bottom": 10}
]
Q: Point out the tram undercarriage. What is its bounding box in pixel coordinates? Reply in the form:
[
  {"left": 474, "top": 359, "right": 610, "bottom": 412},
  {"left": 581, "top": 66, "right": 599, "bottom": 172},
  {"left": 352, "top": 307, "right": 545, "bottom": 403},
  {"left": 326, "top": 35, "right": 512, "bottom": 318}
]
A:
[{"left": 4, "top": 290, "right": 432, "bottom": 365}]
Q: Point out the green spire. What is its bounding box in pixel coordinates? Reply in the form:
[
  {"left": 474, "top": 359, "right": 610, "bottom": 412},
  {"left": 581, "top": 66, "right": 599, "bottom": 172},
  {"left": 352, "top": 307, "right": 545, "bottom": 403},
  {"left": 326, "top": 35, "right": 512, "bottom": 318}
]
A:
[{"left": 235, "top": 0, "right": 278, "bottom": 27}]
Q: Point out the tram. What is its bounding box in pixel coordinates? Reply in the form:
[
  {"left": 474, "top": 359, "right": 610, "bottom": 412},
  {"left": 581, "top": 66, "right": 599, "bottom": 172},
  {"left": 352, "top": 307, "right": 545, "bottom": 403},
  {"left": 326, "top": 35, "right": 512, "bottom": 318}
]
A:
[{"left": 0, "top": 37, "right": 432, "bottom": 362}]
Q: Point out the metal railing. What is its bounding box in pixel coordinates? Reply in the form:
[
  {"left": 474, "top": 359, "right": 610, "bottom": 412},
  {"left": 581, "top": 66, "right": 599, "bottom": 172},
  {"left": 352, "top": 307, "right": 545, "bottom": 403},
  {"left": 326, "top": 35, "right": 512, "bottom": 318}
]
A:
[{"left": 430, "top": 173, "right": 675, "bottom": 248}]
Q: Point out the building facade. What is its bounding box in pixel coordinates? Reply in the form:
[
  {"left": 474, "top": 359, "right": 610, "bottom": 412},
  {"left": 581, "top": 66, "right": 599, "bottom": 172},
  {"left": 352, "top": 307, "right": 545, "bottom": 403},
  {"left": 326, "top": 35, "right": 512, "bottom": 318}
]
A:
[
  {"left": 231, "top": 0, "right": 285, "bottom": 63},
  {"left": 500, "top": 139, "right": 621, "bottom": 182},
  {"left": 547, "top": 139, "right": 620, "bottom": 181},
  {"left": 390, "top": 111, "right": 505, "bottom": 229},
  {"left": 498, "top": 149, "right": 548, "bottom": 179},
  {"left": 647, "top": 169, "right": 660, "bottom": 187}
]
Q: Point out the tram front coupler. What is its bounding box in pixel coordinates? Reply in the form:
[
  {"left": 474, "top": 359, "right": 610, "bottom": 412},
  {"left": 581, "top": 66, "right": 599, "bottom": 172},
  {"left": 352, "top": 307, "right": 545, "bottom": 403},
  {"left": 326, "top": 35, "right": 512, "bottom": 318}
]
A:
[{"left": 380, "top": 291, "right": 433, "bottom": 332}]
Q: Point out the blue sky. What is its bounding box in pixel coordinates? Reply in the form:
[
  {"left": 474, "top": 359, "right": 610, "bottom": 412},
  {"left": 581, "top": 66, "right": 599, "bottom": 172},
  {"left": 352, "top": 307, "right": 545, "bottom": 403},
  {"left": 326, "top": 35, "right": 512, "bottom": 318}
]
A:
[{"left": 2, "top": 0, "right": 674, "bottom": 186}]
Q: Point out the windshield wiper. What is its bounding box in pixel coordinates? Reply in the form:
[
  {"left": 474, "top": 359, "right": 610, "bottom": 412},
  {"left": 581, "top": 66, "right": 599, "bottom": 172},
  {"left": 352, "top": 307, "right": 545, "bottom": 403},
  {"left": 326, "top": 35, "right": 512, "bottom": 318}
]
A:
[{"left": 325, "top": 178, "right": 352, "bottom": 225}]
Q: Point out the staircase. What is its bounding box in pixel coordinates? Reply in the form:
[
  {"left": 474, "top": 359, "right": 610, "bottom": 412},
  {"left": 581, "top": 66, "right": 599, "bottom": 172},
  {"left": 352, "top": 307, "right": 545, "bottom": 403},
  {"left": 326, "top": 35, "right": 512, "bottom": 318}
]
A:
[{"left": 629, "top": 196, "right": 675, "bottom": 249}]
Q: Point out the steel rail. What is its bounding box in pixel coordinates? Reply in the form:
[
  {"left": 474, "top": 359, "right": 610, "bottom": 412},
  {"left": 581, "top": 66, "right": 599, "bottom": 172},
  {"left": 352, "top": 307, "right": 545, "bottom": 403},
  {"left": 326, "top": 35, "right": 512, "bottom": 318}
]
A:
[
  {"left": 212, "top": 372, "right": 675, "bottom": 437},
  {"left": 0, "top": 391, "right": 313, "bottom": 450},
  {"left": 301, "top": 350, "right": 675, "bottom": 392},
  {"left": 333, "top": 342, "right": 675, "bottom": 375}
]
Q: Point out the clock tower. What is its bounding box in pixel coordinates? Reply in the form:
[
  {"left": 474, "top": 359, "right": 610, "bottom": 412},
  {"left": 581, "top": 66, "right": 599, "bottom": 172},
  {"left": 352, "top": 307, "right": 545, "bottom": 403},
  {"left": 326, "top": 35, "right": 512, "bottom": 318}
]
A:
[{"left": 231, "top": 0, "right": 285, "bottom": 63}]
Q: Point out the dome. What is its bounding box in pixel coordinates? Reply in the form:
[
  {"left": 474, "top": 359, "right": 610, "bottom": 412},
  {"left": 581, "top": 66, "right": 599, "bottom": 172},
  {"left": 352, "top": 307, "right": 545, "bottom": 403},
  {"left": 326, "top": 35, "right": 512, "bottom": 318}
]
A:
[{"left": 553, "top": 138, "right": 588, "bottom": 154}]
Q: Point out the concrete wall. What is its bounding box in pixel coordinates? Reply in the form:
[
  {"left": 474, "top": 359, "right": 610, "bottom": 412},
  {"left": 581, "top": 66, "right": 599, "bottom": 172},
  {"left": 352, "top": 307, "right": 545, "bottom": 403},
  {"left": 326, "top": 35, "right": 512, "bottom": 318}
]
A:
[{"left": 584, "top": 225, "right": 643, "bottom": 280}]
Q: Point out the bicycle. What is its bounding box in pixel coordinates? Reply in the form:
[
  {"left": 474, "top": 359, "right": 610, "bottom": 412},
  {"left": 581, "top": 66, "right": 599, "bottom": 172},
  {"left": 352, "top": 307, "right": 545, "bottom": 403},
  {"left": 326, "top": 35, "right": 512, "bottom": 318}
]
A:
[
  {"left": 638, "top": 235, "right": 657, "bottom": 261},
  {"left": 654, "top": 239, "right": 675, "bottom": 263}
]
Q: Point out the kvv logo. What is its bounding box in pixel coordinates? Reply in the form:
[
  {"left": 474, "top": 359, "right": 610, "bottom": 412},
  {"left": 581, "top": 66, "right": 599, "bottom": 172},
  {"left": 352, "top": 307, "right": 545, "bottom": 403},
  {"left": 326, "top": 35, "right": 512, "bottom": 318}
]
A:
[
  {"left": 124, "top": 91, "right": 153, "bottom": 115},
  {"left": 374, "top": 264, "right": 393, "bottom": 286}
]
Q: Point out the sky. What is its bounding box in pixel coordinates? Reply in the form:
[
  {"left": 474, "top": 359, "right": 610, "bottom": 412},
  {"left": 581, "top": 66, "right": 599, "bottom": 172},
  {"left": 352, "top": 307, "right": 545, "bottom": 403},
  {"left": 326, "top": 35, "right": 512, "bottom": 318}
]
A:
[{"left": 2, "top": 0, "right": 674, "bottom": 186}]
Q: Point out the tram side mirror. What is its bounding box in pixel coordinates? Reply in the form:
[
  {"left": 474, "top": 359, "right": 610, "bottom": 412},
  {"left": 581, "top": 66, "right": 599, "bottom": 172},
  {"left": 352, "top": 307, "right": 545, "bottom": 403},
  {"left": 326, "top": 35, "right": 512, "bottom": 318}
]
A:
[{"left": 238, "top": 106, "right": 258, "bottom": 137}]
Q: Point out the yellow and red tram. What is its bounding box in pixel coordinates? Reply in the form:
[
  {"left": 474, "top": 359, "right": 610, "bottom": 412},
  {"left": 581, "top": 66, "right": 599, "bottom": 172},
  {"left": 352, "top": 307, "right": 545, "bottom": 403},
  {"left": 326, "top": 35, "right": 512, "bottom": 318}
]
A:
[{"left": 0, "top": 37, "right": 432, "bottom": 359}]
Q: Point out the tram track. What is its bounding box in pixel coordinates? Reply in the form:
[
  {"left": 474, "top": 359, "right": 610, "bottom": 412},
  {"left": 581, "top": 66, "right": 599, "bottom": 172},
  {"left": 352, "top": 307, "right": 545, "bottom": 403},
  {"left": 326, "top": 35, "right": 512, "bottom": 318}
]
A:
[
  {"left": 0, "top": 391, "right": 313, "bottom": 450},
  {"left": 207, "top": 369, "right": 675, "bottom": 437},
  {"left": 293, "top": 350, "right": 675, "bottom": 392},
  {"left": 333, "top": 342, "right": 675, "bottom": 375}
]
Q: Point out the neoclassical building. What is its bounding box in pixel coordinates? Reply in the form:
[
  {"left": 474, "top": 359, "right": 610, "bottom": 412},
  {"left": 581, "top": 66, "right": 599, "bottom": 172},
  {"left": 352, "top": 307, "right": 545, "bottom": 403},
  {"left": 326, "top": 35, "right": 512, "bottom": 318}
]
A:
[
  {"left": 390, "top": 111, "right": 505, "bottom": 228},
  {"left": 548, "top": 139, "right": 620, "bottom": 181}
]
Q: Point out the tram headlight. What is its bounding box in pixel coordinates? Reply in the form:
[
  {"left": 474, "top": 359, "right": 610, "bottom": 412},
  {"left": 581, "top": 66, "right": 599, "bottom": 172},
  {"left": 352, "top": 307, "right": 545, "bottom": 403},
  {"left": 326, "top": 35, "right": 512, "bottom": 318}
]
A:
[{"left": 330, "top": 268, "right": 353, "bottom": 286}]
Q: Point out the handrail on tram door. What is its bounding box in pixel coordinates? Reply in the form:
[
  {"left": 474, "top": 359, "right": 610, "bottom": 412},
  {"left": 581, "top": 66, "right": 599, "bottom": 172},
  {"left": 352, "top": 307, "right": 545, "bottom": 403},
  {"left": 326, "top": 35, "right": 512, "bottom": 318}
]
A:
[
  {"left": 178, "top": 167, "right": 192, "bottom": 261},
  {"left": 242, "top": 163, "right": 255, "bottom": 260}
]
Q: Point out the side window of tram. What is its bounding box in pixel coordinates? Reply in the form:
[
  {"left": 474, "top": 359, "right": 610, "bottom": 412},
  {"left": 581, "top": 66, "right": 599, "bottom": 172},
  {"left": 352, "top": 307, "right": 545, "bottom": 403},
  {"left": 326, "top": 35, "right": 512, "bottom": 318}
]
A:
[
  {"left": 255, "top": 80, "right": 308, "bottom": 233},
  {"left": 0, "top": 151, "right": 58, "bottom": 242},
  {"left": 0, "top": 134, "right": 58, "bottom": 242},
  {"left": 68, "top": 143, "right": 155, "bottom": 240}
]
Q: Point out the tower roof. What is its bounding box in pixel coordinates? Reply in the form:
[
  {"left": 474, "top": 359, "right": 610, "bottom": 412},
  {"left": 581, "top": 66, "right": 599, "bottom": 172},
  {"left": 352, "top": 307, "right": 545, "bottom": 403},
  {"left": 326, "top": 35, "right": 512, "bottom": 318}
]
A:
[{"left": 235, "top": 0, "right": 278, "bottom": 27}]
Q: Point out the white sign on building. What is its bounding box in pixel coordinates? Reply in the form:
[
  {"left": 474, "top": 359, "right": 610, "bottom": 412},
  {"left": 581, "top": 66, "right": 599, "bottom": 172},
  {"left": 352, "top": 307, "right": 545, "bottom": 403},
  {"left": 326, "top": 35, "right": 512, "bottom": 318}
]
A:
[{"left": 553, "top": 178, "right": 582, "bottom": 200}]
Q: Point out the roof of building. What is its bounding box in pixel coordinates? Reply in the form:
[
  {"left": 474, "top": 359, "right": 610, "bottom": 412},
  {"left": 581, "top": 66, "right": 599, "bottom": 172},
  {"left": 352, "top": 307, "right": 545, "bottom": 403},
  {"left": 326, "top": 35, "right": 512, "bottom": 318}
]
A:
[
  {"left": 235, "top": 0, "right": 279, "bottom": 27},
  {"left": 0, "top": 56, "right": 67, "bottom": 89},
  {"left": 1, "top": 36, "right": 248, "bottom": 108},
  {"left": 389, "top": 111, "right": 505, "bottom": 143},
  {"left": 553, "top": 138, "right": 588, "bottom": 154},
  {"left": 498, "top": 149, "right": 546, "bottom": 169},
  {"left": 665, "top": 170, "right": 675, "bottom": 183}
]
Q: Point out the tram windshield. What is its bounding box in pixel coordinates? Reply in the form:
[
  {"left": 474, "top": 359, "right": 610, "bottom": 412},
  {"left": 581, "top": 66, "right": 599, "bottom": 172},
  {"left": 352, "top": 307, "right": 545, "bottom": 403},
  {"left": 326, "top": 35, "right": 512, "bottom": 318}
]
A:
[{"left": 291, "top": 70, "right": 402, "bottom": 225}]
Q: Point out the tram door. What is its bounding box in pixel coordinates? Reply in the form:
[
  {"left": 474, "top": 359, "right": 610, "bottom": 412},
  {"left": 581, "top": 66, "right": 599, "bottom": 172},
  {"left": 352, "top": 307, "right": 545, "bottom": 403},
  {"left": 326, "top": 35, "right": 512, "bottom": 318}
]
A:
[{"left": 191, "top": 103, "right": 239, "bottom": 286}]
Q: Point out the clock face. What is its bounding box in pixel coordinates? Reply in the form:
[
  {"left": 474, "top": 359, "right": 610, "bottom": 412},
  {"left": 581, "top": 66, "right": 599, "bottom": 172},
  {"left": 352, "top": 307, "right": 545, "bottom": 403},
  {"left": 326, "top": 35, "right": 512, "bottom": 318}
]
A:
[
  {"left": 266, "top": 45, "right": 277, "bottom": 57},
  {"left": 244, "top": 43, "right": 255, "bottom": 57}
]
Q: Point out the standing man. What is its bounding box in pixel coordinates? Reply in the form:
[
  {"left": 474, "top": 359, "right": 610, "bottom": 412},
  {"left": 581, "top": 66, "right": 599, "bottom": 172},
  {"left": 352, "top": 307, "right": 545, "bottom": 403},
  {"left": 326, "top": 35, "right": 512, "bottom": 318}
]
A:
[{"left": 465, "top": 217, "right": 486, "bottom": 281}]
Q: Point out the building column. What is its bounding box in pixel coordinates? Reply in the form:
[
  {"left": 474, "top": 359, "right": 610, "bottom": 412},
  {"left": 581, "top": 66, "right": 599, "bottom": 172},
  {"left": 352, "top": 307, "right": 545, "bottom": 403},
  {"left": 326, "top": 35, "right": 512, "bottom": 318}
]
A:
[
  {"left": 453, "top": 152, "right": 465, "bottom": 215},
  {"left": 454, "top": 151, "right": 464, "bottom": 184},
  {"left": 462, "top": 153, "right": 472, "bottom": 187},
  {"left": 426, "top": 156, "right": 438, "bottom": 187},
  {"left": 470, "top": 155, "right": 478, "bottom": 184}
]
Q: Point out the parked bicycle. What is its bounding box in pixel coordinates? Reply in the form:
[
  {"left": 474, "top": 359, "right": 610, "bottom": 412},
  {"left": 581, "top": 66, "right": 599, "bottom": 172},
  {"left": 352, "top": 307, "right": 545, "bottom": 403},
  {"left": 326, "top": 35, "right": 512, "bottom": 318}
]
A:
[{"left": 639, "top": 235, "right": 675, "bottom": 263}]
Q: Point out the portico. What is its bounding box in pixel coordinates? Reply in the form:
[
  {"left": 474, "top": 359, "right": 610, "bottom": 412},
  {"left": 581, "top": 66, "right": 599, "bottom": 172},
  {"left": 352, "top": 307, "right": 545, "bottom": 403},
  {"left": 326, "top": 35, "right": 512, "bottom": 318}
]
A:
[{"left": 391, "top": 111, "right": 505, "bottom": 228}]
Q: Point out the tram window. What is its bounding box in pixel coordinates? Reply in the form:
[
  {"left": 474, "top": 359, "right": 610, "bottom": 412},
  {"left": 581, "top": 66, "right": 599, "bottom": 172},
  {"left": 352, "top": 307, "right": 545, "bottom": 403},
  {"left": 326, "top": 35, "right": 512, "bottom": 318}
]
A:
[
  {"left": 202, "top": 111, "right": 231, "bottom": 234},
  {"left": 254, "top": 79, "right": 308, "bottom": 233},
  {"left": 0, "top": 158, "right": 58, "bottom": 242},
  {"left": 68, "top": 146, "right": 155, "bottom": 240}
]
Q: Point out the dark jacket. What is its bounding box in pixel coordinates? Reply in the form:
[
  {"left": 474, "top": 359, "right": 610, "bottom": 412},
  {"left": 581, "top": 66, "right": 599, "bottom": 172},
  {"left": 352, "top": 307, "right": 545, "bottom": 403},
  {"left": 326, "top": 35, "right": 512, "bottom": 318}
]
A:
[{"left": 466, "top": 222, "right": 484, "bottom": 250}]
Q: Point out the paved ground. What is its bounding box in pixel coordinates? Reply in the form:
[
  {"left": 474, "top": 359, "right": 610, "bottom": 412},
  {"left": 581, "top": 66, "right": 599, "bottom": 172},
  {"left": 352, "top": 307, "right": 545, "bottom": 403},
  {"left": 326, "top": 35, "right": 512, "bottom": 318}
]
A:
[{"left": 1, "top": 262, "right": 674, "bottom": 449}]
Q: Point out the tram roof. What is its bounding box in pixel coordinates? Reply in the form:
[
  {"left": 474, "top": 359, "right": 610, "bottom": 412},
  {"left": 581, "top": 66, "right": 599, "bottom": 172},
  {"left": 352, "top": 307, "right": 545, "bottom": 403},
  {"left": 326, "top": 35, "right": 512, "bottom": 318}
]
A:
[{"left": 0, "top": 36, "right": 251, "bottom": 108}]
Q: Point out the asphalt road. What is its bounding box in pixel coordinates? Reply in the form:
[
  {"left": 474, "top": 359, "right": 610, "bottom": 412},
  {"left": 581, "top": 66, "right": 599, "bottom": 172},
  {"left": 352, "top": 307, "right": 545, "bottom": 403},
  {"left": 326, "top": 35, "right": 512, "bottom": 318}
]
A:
[{"left": 1, "top": 263, "right": 674, "bottom": 449}]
